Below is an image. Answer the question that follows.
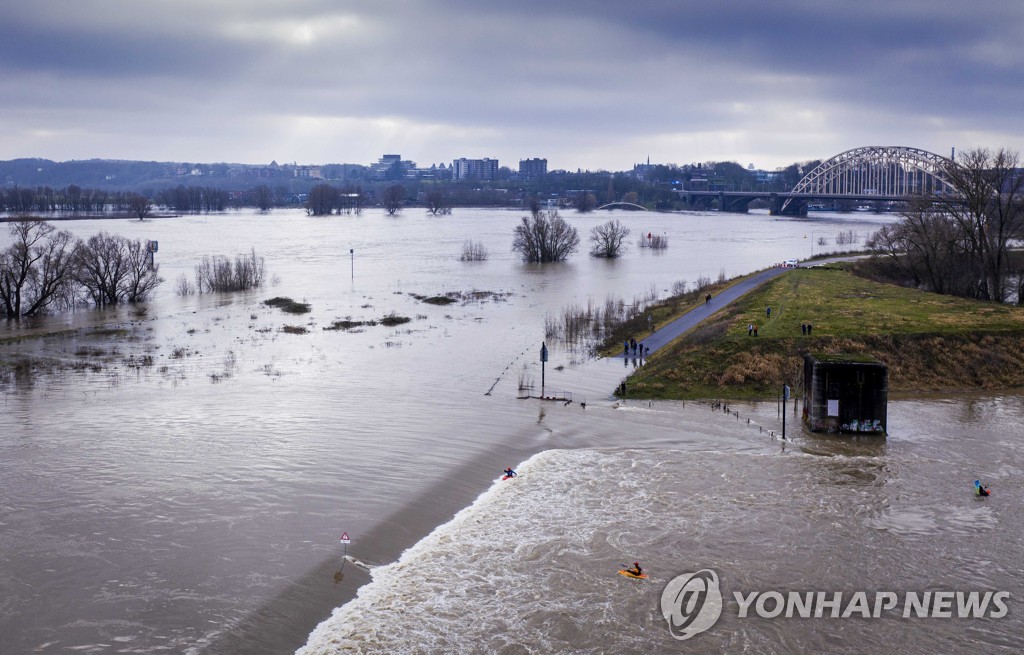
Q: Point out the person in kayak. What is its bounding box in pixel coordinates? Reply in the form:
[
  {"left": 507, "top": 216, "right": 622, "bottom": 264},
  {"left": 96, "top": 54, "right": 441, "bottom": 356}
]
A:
[
  {"left": 975, "top": 480, "right": 991, "bottom": 496},
  {"left": 625, "top": 561, "right": 642, "bottom": 576},
  {"left": 503, "top": 467, "right": 517, "bottom": 478}
]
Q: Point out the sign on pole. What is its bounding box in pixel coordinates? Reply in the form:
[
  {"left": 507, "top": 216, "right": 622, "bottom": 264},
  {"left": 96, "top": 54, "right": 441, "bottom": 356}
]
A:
[{"left": 340, "top": 532, "right": 351, "bottom": 544}]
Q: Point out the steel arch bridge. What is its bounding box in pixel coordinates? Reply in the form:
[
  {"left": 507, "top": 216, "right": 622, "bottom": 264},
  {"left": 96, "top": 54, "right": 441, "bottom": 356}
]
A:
[{"left": 780, "top": 145, "right": 956, "bottom": 213}]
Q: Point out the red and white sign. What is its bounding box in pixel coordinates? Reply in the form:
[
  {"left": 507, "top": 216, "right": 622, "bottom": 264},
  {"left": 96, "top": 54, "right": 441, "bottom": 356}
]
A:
[{"left": 340, "top": 532, "right": 351, "bottom": 544}]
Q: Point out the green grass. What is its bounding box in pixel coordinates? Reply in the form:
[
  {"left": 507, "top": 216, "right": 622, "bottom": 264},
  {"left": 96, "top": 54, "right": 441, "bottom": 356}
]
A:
[{"left": 626, "top": 264, "right": 1024, "bottom": 400}]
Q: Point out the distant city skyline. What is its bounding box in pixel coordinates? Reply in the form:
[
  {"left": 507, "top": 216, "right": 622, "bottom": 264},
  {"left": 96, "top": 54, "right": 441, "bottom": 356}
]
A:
[{"left": 1, "top": 2, "right": 1021, "bottom": 171}]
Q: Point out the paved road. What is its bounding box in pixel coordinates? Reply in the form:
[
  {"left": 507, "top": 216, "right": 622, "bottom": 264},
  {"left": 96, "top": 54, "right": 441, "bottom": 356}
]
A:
[
  {"left": 619, "top": 256, "right": 864, "bottom": 358},
  {"left": 620, "top": 266, "right": 793, "bottom": 358}
]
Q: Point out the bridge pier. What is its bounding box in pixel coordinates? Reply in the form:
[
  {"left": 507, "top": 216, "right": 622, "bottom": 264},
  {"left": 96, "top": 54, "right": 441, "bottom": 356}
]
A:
[
  {"left": 681, "top": 193, "right": 714, "bottom": 212},
  {"left": 770, "top": 193, "right": 807, "bottom": 216},
  {"left": 720, "top": 193, "right": 752, "bottom": 213}
]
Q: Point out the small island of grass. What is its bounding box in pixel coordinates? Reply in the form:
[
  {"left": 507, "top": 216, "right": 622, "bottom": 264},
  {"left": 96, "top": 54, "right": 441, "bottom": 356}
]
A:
[{"left": 264, "top": 297, "right": 312, "bottom": 314}]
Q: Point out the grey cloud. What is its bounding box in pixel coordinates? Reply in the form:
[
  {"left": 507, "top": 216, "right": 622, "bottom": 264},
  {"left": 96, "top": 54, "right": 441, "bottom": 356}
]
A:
[{"left": 0, "top": 0, "right": 1021, "bottom": 168}]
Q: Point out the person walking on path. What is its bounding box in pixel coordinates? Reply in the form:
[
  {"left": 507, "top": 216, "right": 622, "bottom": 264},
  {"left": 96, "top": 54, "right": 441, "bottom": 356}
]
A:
[
  {"left": 705, "top": 293, "right": 712, "bottom": 304},
  {"left": 753, "top": 324, "right": 759, "bottom": 336},
  {"left": 766, "top": 307, "right": 771, "bottom": 318}
]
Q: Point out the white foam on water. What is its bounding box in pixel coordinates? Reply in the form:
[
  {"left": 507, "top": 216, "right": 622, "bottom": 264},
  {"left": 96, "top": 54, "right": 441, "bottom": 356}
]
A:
[
  {"left": 297, "top": 448, "right": 688, "bottom": 654},
  {"left": 297, "top": 437, "right": 1024, "bottom": 654}
]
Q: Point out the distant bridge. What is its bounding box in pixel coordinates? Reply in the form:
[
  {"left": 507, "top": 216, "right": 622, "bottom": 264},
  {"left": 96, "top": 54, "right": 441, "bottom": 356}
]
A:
[
  {"left": 677, "top": 145, "right": 958, "bottom": 216},
  {"left": 595, "top": 201, "right": 648, "bottom": 211}
]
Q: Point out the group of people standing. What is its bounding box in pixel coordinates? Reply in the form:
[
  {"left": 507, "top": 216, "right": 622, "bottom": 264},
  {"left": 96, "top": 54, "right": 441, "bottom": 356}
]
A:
[
  {"left": 744, "top": 306, "right": 814, "bottom": 336},
  {"left": 623, "top": 337, "right": 648, "bottom": 357}
]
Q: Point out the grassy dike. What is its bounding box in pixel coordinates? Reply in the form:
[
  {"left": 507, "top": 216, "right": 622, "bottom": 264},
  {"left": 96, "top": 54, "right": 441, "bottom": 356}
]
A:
[{"left": 624, "top": 263, "right": 1024, "bottom": 400}]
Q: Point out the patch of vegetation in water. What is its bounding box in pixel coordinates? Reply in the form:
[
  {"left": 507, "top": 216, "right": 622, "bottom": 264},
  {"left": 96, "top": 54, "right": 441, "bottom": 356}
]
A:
[
  {"left": 379, "top": 314, "right": 411, "bottom": 326},
  {"left": 264, "top": 297, "right": 312, "bottom": 314},
  {"left": 411, "top": 290, "right": 512, "bottom": 306},
  {"left": 324, "top": 319, "right": 377, "bottom": 331},
  {"left": 421, "top": 295, "right": 456, "bottom": 305},
  {"left": 282, "top": 325, "right": 308, "bottom": 334}
]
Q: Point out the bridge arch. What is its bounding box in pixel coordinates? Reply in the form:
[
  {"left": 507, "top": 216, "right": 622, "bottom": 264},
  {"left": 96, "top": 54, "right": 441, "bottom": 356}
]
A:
[
  {"left": 782, "top": 145, "right": 957, "bottom": 213},
  {"left": 595, "top": 202, "right": 649, "bottom": 211}
]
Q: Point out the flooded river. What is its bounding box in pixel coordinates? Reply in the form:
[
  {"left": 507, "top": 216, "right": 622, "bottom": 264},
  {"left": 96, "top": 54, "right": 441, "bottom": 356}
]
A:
[{"left": 2, "top": 208, "right": 1019, "bottom": 654}]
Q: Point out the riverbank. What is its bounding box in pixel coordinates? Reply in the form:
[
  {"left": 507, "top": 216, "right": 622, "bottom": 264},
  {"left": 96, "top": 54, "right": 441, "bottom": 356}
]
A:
[{"left": 625, "top": 263, "right": 1024, "bottom": 399}]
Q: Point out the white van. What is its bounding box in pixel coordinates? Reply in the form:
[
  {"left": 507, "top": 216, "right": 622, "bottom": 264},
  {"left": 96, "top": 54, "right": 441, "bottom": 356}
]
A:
[{"left": 785, "top": 259, "right": 799, "bottom": 268}]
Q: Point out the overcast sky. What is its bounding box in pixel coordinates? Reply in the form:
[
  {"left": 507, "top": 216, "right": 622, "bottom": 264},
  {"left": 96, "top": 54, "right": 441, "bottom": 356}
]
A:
[{"left": 1, "top": 1, "right": 1021, "bottom": 171}]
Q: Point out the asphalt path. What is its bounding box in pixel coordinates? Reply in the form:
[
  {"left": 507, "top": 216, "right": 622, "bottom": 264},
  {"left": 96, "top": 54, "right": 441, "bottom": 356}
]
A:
[
  {"left": 619, "top": 265, "right": 794, "bottom": 358},
  {"left": 618, "top": 256, "right": 866, "bottom": 359}
]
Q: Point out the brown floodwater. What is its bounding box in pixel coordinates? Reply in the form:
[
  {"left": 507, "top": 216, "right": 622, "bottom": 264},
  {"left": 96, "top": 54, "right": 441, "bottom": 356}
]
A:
[{"left": 6, "top": 208, "right": 1015, "bottom": 655}]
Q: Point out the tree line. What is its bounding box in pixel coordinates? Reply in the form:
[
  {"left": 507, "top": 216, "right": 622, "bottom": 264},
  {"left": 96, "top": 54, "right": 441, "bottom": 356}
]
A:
[
  {"left": 0, "top": 185, "right": 153, "bottom": 214},
  {"left": 867, "top": 147, "right": 1024, "bottom": 303},
  {"left": 0, "top": 219, "right": 162, "bottom": 318}
]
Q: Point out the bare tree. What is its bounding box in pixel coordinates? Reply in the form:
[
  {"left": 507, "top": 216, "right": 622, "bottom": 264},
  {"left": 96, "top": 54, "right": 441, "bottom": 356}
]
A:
[
  {"left": 73, "top": 232, "right": 131, "bottom": 306},
  {"left": 307, "top": 184, "right": 338, "bottom": 216},
  {"left": 122, "top": 238, "right": 163, "bottom": 302},
  {"left": 194, "top": 249, "right": 266, "bottom": 293},
  {"left": 128, "top": 193, "right": 153, "bottom": 220},
  {"left": 869, "top": 148, "right": 1024, "bottom": 302},
  {"left": 425, "top": 189, "right": 451, "bottom": 215},
  {"left": 459, "top": 240, "right": 488, "bottom": 261},
  {"left": 0, "top": 219, "right": 78, "bottom": 318},
  {"left": 382, "top": 184, "right": 405, "bottom": 215},
  {"left": 254, "top": 184, "right": 273, "bottom": 211},
  {"left": 512, "top": 210, "right": 580, "bottom": 262},
  {"left": 937, "top": 148, "right": 1024, "bottom": 301},
  {"left": 589, "top": 219, "right": 631, "bottom": 258}
]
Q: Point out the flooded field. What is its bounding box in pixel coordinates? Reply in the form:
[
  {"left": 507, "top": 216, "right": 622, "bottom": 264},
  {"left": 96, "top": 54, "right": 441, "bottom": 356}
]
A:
[{"left": 8, "top": 208, "right": 1017, "bottom": 654}]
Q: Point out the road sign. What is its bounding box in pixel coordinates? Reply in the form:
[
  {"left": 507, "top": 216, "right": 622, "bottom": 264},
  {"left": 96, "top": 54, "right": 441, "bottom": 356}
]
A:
[{"left": 340, "top": 532, "right": 351, "bottom": 544}]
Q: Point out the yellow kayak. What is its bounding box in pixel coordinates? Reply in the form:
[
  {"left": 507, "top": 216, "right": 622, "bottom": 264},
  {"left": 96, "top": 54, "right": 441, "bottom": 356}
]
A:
[{"left": 617, "top": 569, "right": 648, "bottom": 580}]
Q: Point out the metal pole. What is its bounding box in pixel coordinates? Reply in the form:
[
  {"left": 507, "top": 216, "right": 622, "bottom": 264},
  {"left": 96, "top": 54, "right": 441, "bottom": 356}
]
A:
[
  {"left": 350, "top": 248, "right": 354, "bottom": 280},
  {"left": 783, "top": 384, "right": 790, "bottom": 439},
  {"left": 783, "top": 394, "right": 786, "bottom": 439},
  {"left": 540, "top": 342, "right": 548, "bottom": 398}
]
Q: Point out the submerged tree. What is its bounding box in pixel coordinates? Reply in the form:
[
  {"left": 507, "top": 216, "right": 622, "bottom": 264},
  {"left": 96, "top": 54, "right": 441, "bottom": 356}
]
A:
[
  {"left": 589, "top": 220, "right": 631, "bottom": 258},
  {"left": 0, "top": 219, "right": 78, "bottom": 318},
  {"left": 128, "top": 193, "right": 153, "bottom": 220},
  {"left": 382, "top": 184, "right": 405, "bottom": 215},
  {"left": 425, "top": 189, "right": 451, "bottom": 215},
  {"left": 512, "top": 210, "right": 580, "bottom": 263},
  {"left": 73, "top": 232, "right": 163, "bottom": 307},
  {"left": 307, "top": 184, "right": 339, "bottom": 216}
]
